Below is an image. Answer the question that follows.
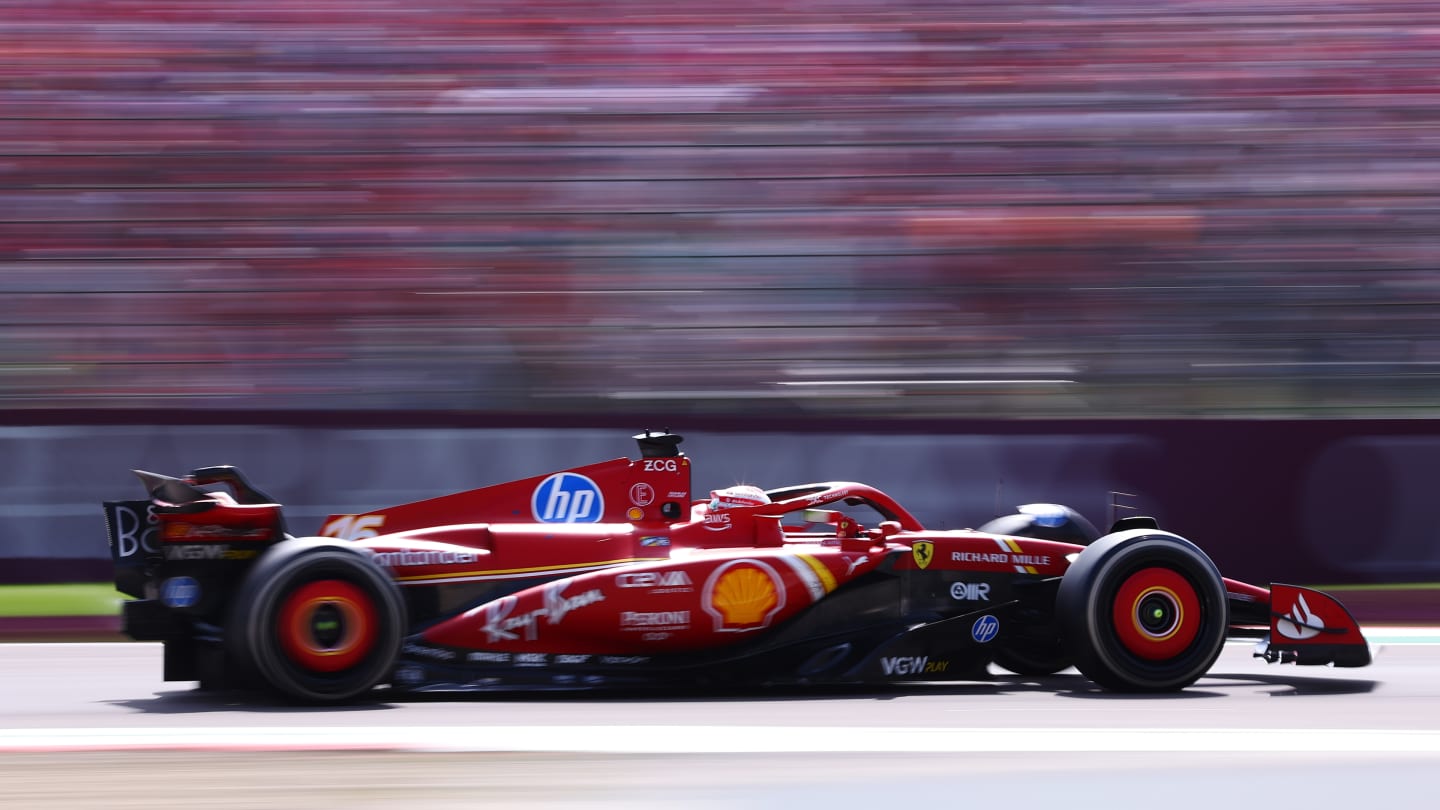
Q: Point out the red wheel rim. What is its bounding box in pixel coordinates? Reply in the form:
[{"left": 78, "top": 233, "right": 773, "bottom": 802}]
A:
[
  {"left": 1111, "top": 567, "right": 1201, "bottom": 661},
  {"left": 276, "top": 580, "right": 377, "bottom": 673}
]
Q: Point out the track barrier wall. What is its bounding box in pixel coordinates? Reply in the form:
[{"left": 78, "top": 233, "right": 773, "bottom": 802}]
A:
[{"left": 2, "top": 414, "right": 1437, "bottom": 587}]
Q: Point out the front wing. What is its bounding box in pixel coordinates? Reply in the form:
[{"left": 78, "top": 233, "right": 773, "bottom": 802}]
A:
[{"left": 1254, "top": 583, "right": 1371, "bottom": 668}]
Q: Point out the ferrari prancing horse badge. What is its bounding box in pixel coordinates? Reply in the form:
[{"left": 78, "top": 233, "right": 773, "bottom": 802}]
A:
[{"left": 912, "top": 540, "right": 934, "bottom": 570}]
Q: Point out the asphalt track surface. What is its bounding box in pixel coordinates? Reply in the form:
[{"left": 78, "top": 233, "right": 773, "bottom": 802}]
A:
[{"left": 3, "top": 637, "right": 1439, "bottom": 809}]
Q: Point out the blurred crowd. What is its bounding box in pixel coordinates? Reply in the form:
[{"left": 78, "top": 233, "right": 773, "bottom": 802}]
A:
[{"left": 4, "top": 0, "right": 1440, "bottom": 417}]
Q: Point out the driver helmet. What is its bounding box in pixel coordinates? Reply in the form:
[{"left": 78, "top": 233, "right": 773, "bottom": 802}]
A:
[{"left": 708, "top": 484, "right": 771, "bottom": 511}]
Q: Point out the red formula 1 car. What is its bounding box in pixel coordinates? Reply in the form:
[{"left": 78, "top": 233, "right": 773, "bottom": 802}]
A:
[{"left": 104, "top": 431, "right": 1371, "bottom": 703}]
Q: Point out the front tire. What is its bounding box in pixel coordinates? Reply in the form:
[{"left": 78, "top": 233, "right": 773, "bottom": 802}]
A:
[
  {"left": 1056, "top": 529, "right": 1228, "bottom": 691},
  {"left": 227, "top": 538, "right": 404, "bottom": 703}
]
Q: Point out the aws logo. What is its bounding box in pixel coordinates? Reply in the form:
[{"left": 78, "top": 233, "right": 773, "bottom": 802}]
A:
[
  {"left": 532, "top": 473, "right": 604, "bottom": 523},
  {"left": 703, "top": 512, "right": 732, "bottom": 532}
]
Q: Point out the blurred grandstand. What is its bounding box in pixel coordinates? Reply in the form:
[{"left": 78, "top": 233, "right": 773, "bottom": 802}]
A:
[{"left": 4, "top": 0, "right": 1439, "bottom": 418}]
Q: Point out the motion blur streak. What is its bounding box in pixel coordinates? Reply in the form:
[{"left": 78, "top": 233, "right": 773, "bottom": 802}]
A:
[
  {"left": 6, "top": 725, "right": 1440, "bottom": 754},
  {"left": 4, "top": 0, "right": 1440, "bottom": 417}
]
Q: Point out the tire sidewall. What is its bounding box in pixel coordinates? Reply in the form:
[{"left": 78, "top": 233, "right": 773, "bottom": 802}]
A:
[
  {"left": 1058, "top": 529, "right": 1228, "bottom": 691},
  {"left": 228, "top": 538, "right": 404, "bottom": 702}
]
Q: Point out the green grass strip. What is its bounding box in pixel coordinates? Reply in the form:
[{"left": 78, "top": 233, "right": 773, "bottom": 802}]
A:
[
  {"left": 0, "top": 583, "right": 124, "bottom": 618},
  {"left": 1308, "top": 582, "right": 1440, "bottom": 592}
]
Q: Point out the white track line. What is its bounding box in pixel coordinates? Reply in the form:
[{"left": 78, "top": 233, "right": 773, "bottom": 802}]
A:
[{"left": 3, "top": 726, "right": 1440, "bottom": 754}]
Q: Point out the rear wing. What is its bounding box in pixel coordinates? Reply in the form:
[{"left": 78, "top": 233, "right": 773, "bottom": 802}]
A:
[
  {"left": 104, "top": 468, "right": 289, "bottom": 599},
  {"left": 1254, "top": 583, "right": 1371, "bottom": 668},
  {"left": 104, "top": 499, "right": 159, "bottom": 599}
]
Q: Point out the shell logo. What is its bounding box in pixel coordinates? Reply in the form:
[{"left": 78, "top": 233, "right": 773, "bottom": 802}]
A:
[{"left": 703, "top": 559, "right": 786, "bottom": 632}]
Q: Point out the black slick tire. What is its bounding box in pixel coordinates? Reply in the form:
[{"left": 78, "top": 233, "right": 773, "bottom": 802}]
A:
[
  {"left": 226, "top": 538, "right": 404, "bottom": 703},
  {"left": 1056, "top": 529, "right": 1228, "bottom": 691}
]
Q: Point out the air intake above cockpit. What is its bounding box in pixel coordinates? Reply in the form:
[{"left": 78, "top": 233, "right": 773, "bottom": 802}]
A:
[{"left": 634, "top": 430, "right": 684, "bottom": 459}]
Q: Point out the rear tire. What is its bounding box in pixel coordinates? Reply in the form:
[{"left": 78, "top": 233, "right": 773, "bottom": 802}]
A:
[
  {"left": 978, "top": 504, "right": 1100, "bottom": 547},
  {"left": 1057, "top": 529, "right": 1228, "bottom": 691},
  {"left": 227, "top": 538, "right": 404, "bottom": 703}
]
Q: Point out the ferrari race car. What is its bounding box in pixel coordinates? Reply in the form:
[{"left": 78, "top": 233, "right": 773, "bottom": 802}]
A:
[{"left": 104, "top": 431, "right": 1371, "bottom": 703}]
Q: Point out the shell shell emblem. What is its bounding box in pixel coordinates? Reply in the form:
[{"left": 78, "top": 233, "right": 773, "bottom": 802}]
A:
[
  {"left": 703, "top": 559, "right": 786, "bottom": 632},
  {"left": 912, "top": 541, "right": 935, "bottom": 570}
]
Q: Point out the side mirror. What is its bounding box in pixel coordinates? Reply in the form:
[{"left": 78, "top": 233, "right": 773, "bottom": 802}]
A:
[
  {"left": 801, "top": 509, "right": 860, "bottom": 538},
  {"left": 802, "top": 508, "right": 842, "bottom": 524}
]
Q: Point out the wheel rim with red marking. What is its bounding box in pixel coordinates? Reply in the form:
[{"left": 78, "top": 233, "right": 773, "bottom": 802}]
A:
[
  {"left": 1111, "top": 567, "right": 1201, "bottom": 661},
  {"left": 276, "top": 580, "right": 377, "bottom": 673}
]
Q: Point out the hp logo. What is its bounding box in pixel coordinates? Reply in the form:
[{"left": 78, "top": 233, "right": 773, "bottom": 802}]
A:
[
  {"left": 160, "top": 576, "right": 201, "bottom": 609},
  {"left": 532, "top": 473, "right": 604, "bottom": 523},
  {"left": 971, "top": 614, "right": 1000, "bottom": 644}
]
